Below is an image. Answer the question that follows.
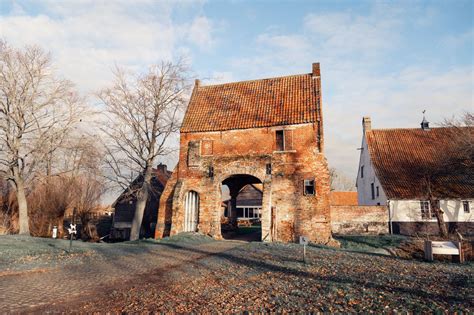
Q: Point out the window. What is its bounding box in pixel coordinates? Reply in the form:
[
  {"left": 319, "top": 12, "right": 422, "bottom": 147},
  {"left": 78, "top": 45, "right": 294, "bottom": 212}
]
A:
[
  {"left": 463, "top": 201, "right": 470, "bottom": 213},
  {"left": 276, "top": 130, "right": 284, "bottom": 151},
  {"left": 236, "top": 207, "right": 262, "bottom": 219},
  {"left": 420, "top": 201, "right": 436, "bottom": 220},
  {"left": 376, "top": 186, "right": 379, "bottom": 197},
  {"left": 304, "top": 179, "right": 315, "bottom": 195},
  {"left": 187, "top": 141, "right": 200, "bottom": 166},
  {"left": 371, "top": 183, "right": 375, "bottom": 200},
  {"left": 420, "top": 201, "right": 430, "bottom": 219},
  {"left": 360, "top": 166, "right": 364, "bottom": 178}
]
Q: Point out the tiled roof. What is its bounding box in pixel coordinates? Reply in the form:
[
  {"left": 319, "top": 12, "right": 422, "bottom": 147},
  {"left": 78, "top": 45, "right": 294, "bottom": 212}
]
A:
[
  {"left": 366, "top": 127, "right": 474, "bottom": 199},
  {"left": 330, "top": 191, "right": 358, "bottom": 206},
  {"left": 180, "top": 73, "right": 321, "bottom": 132}
]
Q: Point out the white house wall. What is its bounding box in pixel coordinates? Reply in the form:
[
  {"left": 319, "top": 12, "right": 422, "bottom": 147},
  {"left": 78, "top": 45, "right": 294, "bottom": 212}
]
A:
[
  {"left": 389, "top": 199, "right": 474, "bottom": 222},
  {"left": 356, "top": 130, "right": 387, "bottom": 206}
]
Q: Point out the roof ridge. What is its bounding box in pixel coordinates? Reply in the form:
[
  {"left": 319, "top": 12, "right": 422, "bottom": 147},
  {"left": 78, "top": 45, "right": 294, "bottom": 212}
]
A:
[
  {"left": 369, "top": 126, "right": 466, "bottom": 132},
  {"left": 198, "top": 72, "right": 313, "bottom": 88}
]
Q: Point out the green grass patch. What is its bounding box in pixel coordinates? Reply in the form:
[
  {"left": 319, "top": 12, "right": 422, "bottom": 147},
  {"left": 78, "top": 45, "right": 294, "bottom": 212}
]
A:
[{"left": 335, "top": 235, "right": 407, "bottom": 252}]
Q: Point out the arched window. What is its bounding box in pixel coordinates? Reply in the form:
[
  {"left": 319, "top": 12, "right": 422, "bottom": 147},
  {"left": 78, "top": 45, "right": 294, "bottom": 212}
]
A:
[{"left": 184, "top": 191, "right": 199, "bottom": 232}]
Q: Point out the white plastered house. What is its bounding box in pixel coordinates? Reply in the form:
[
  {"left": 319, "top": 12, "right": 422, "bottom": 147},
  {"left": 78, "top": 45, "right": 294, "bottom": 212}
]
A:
[{"left": 356, "top": 117, "right": 474, "bottom": 236}]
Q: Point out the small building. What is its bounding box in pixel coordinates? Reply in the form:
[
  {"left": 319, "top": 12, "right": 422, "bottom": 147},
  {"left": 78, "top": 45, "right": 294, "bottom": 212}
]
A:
[
  {"left": 155, "top": 63, "right": 333, "bottom": 244},
  {"left": 356, "top": 117, "right": 474, "bottom": 236},
  {"left": 111, "top": 164, "right": 171, "bottom": 240}
]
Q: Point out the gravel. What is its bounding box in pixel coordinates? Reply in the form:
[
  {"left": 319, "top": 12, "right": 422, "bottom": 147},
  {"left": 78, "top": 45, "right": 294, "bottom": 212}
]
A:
[{"left": 1, "top": 234, "right": 472, "bottom": 313}]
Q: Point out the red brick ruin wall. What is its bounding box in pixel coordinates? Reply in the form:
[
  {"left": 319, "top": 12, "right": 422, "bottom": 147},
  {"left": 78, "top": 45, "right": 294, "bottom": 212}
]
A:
[
  {"left": 155, "top": 123, "right": 333, "bottom": 244},
  {"left": 330, "top": 205, "right": 389, "bottom": 234}
]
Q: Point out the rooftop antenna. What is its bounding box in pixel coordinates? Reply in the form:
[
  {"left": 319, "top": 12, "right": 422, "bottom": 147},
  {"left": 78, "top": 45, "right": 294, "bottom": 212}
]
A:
[{"left": 421, "top": 109, "right": 430, "bottom": 131}]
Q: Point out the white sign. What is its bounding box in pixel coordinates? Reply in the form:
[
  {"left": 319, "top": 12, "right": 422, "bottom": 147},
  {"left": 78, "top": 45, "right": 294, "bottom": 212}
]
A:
[
  {"left": 431, "top": 241, "right": 459, "bottom": 255},
  {"left": 299, "top": 236, "right": 309, "bottom": 245},
  {"left": 67, "top": 224, "right": 77, "bottom": 235}
]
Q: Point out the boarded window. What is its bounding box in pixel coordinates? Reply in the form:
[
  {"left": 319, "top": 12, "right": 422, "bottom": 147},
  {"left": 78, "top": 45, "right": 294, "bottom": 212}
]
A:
[
  {"left": 187, "top": 141, "right": 200, "bottom": 167},
  {"left": 201, "top": 140, "right": 213, "bottom": 156},
  {"left": 284, "top": 129, "right": 293, "bottom": 150},
  {"left": 276, "top": 130, "right": 284, "bottom": 151},
  {"left": 304, "top": 179, "right": 315, "bottom": 195}
]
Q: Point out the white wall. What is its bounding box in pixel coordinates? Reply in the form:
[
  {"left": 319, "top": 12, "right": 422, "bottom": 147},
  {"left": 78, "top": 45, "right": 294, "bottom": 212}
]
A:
[
  {"left": 356, "top": 128, "right": 387, "bottom": 206},
  {"left": 389, "top": 199, "right": 474, "bottom": 222}
]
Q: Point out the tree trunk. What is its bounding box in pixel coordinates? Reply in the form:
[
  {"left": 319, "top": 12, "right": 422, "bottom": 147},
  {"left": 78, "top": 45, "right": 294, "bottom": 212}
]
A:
[
  {"left": 429, "top": 197, "right": 448, "bottom": 238},
  {"left": 129, "top": 168, "right": 152, "bottom": 241},
  {"left": 15, "top": 177, "right": 30, "bottom": 235}
]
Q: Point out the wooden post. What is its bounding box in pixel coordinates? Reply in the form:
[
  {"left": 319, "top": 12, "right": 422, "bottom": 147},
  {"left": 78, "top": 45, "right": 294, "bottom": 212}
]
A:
[
  {"left": 424, "top": 240, "right": 433, "bottom": 261},
  {"left": 452, "top": 241, "right": 464, "bottom": 264}
]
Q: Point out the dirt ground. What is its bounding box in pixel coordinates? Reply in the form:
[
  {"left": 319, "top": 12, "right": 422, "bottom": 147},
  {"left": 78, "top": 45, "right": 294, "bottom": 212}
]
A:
[{"left": 0, "top": 234, "right": 472, "bottom": 313}]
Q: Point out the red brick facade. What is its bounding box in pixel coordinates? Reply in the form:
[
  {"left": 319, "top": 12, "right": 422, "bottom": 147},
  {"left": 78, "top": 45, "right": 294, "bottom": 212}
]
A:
[{"left": 155, "top": 63, "right": 333, "bottom": 244}]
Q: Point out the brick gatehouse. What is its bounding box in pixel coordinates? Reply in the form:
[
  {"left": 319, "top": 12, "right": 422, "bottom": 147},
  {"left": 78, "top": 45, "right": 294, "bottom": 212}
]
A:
[{"left": 155, "top": 63, "right": 333, "bottom": 244}]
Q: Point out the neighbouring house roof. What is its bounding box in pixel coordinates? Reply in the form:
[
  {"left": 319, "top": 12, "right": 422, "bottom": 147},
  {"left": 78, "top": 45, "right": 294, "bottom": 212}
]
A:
[
  {"left": 366, "top": 127, "right": 474, "bottom": 200},
  {"left": 180, "top": 72, "right": 321, "bottom": 133},
  {"left": 330, "top": 191, "right": 358, "bottom": 206}
]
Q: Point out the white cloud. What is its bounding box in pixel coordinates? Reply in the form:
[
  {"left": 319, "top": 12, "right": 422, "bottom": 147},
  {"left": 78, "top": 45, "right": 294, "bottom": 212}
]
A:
[
  {"left": 187, "top": 16, "right": 215, "bottom": 50},
  {"left": 0, "top": 1, "right": 214, "bottom": 93},
  {"left": 225, "top": 5, "right": 472, "bottom": 180}
]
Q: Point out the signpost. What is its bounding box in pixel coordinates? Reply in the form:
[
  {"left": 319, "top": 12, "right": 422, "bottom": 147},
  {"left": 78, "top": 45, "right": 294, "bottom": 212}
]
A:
[
  {"left": 424, "top": 240, "right": 464, "bottom": 263},
  {"left": 299, "top": 236, "right": 309, "bottom": 263},
  {"left": 67, "top": 207, "right": 77, "bottom": 250}
]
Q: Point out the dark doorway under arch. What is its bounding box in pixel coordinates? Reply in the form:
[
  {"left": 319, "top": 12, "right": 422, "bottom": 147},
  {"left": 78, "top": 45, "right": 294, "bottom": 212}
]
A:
[{"left": 221, "top": 174, "right": 262, "bottom": 241}]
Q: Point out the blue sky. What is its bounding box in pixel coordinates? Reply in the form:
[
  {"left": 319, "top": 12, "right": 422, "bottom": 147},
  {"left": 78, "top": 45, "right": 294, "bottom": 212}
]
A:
[{"left": 1, "top": 0, "right": 473, "bottom": 180}]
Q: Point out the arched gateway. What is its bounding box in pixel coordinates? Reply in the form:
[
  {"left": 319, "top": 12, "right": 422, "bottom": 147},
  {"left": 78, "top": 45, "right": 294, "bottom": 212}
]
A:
[{"left": 155, "top": 62, "right": 333, "bottom": 244}]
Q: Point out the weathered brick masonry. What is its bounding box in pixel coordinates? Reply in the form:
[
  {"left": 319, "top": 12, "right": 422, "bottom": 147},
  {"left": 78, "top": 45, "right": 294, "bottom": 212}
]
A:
[
  {"left": 155, "top": 63, "right": 333, "bottom": 244},
  {"left": 330, "top": 205, "right": 388, "bottom": 235}
]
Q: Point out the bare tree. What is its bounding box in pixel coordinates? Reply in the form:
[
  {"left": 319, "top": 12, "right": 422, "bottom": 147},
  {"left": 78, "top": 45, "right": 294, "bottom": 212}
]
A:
[
  {"left": 410, "top": 112, "right": 474, "bottom": 238},
  {"left": 73, "top": 175, "right": 105, "bottom": 241},
  {"left": 329, "top": 167, "right": 356, "bottom": 191},
  {"left": 0, "top": 41, "right": 85, "bottom": 235},
  {"left": 99, "top": 61, "right": 190, "bottom": 241}
]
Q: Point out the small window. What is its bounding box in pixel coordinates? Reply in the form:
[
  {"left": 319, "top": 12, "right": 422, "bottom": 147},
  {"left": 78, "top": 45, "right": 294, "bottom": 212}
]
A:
[
  {"left": 276, "top": 130, "right": 284, "bottom": 151},
  {"left": 304, "top": 179, "right": 315, "bottom": 195},
  {"left": 376, "top": 186, "right": 379, "bottom": 197},
  {"left": 420, "top": 201, "right": 436, "bottom": 220},
  {"left": 360, "top": 166, "right": 364, "bottom": 178},
  {"left": 463, "top": 201, "right": 470, "bottom": 213},
  {"left": 371, "top": 183, "right": 375, "bottom": 200}
]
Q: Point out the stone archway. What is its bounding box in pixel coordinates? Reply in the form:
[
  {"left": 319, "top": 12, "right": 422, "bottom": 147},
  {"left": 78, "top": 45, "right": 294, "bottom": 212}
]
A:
[{"left": 219, "top": 173, "right": 268, "bottom": 241}]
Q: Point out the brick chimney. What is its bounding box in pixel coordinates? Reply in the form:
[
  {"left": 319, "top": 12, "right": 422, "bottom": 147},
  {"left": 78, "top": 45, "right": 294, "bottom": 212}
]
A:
[
  {"left": 195, "top": 79, "right": 200, "bottom": 87},
  {"left": 312, "top": 62, "right": 320, "bottom": 77},
  {"left": 362, "top": 116, "right": 372, "bottom": 132},
  {"left": 156, "top": 163, "right": 167, "bottom": 174}
]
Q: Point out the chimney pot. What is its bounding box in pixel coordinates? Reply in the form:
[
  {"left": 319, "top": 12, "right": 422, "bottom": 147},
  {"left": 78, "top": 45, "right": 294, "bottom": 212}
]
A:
[
  {"left": 312, "top": 62, "right": 320, "bottom": 77},
  {"left": 362, "top": 116, "right": 372, "bottom": 132}
]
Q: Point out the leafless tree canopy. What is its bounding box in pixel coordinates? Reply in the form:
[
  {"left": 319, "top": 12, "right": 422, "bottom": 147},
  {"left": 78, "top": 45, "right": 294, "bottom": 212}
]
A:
[
  {"left": 0, "top": 41, "right": 87, "bottom": 234},
  {"left": 99, "top": 61, "right": 191, "bottom": 240},
  {"left": 100, "top": 61, "right": 190, "bottom": 190},
  {"left": 329, "top": 167, "right": 356, "bottom": 191}
]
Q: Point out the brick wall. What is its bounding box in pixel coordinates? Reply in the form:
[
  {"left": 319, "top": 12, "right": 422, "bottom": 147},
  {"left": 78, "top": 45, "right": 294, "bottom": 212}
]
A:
[
  {"left": 330, "top": 205, "right": 388, "bottom": 234},
  {"left": 155, "top": 123, "right": 333, "bottom": 244}
]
